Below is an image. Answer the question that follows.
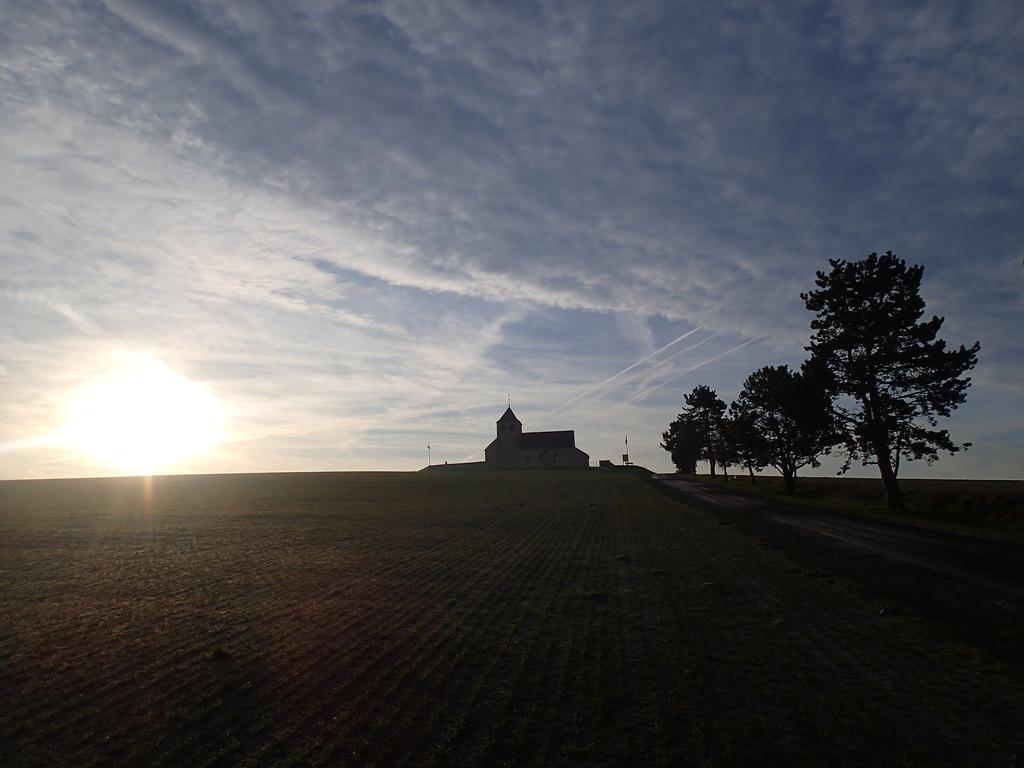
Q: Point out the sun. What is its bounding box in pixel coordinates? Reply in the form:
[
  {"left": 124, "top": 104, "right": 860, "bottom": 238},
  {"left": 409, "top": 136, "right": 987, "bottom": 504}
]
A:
[{"left": 62, "top": 355, "right": 225, "bottom": 474}]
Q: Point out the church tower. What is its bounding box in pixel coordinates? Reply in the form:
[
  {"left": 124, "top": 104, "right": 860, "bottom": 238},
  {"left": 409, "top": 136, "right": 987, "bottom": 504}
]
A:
[{"left": 490, "top": 406, "right": 522, "bottom": 467}]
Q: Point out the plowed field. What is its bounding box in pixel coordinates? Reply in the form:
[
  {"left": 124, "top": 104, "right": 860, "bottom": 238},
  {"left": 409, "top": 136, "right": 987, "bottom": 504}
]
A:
[{"left": 1, "top": 471, "right": 1021, "bottom": 766}]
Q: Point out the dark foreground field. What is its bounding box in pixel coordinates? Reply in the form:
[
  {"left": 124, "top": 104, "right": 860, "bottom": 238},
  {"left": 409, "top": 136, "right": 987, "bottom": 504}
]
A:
[{"left": 1, "top": 472, "right": 1022, "bottom": 767}]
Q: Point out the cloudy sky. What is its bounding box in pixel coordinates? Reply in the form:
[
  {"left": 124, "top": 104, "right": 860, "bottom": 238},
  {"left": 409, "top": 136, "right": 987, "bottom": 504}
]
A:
[{"left": 2, "top": 0, "right": 1021, "bottom": 480}]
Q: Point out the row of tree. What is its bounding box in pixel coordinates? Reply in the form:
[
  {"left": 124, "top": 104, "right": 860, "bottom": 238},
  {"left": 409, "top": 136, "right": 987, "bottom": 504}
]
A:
[{"left": 661, "top": 252, "right": 980, "bottom": 511}]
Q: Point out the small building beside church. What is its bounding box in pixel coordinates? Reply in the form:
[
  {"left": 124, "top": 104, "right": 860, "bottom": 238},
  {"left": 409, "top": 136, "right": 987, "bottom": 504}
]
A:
[{"left": 484, "top": 407, "right": 589, "bottom": 469}]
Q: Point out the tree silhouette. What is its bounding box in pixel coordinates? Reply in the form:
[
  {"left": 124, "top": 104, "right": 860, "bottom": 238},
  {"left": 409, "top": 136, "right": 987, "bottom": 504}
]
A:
[
  {"left": 666, "top": 385, "right": 727, "bottom": 477},
  {"left": 731, "top": 364, "right": 838, "bottom": 494},
  {"left": 660, "top": 417, "right": 700, "bottom": 474},
  {"left": 720, "top": 409, "right": 765, "bottom": 483},
  {"left": 802, "top": 252, "right": 980, "bottom": 511}
]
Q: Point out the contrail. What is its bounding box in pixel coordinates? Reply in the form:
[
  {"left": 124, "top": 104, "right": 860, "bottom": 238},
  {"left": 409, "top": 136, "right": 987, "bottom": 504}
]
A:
[
  {"left": 540, "top": 326, "right": 704, "bottom": 419},
  {"left": 626, "top": 331, "right": 721, "bottom": 389},
  {"left": 623, "top": 337, "right": 764, "bottom": 404}
]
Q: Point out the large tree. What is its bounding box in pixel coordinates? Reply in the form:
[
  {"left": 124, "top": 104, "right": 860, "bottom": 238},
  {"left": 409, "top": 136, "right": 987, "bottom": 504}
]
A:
[
  {"left": 731, "top": 364, "right": 838, "bottom": 493},
  {"left": 660, "top": 417, "right": 700, "bottom": 474},
  {"left": 669, "top": 385, "right": 727, "bottom": 477},
  {"left": 720, "top": 409, "right": 766, "bottom": 483},
  {"left": 802, "top": 252, "right": 980, "bottom": 511}
]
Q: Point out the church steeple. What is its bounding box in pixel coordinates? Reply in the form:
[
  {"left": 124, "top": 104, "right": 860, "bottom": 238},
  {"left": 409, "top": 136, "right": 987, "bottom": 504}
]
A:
[
  {"left": 497, "top": 406, "right": 521, "bottom": 426},
  {"left": 496, "top": 406, "right": 522, "bottom": 442}
]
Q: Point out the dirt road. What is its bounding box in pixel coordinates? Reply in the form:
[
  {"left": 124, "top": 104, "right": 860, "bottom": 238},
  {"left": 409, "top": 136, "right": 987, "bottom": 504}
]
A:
[{"left": 654, "top": 474, "right": 1024, "bottom": 662}]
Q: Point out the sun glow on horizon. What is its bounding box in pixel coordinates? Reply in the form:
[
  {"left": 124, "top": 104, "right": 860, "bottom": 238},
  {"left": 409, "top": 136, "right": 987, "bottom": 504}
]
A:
[{"left": 62, "top": 354, "right": 225, "bottom": 474}]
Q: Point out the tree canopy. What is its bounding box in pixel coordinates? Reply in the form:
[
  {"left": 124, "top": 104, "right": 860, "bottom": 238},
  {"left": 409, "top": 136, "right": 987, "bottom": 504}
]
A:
[
  {"left": 802, "top": 252, "right": 979, "bottom": 510},
  {"left": 660, "top": 417, "right": 700, "bottom": 474},
  {"left": 719, "top": 409, "right": 766, "bottom": 482},
  {"left": 661, "top": 385, "right": 726, "bottom": 476},
  {"left": 684, "top": 385, "right": 727, "bottom": 477},
  {"left": 730, "top": 363, "right": 837, "bottom": 493}
]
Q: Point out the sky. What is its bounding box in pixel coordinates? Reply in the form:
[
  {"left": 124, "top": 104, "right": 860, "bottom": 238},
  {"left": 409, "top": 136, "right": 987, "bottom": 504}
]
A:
[{"left": 1, "top": 0, "right": 1022, "bottom": 480}]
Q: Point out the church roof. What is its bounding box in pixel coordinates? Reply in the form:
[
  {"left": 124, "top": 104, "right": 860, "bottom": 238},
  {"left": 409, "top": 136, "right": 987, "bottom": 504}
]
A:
[
  {"left": 497, "top": 407, "right": 521, "bottom": 424},
  {"left": 520, "top": 430, "right": 575, "bottom": 449}
]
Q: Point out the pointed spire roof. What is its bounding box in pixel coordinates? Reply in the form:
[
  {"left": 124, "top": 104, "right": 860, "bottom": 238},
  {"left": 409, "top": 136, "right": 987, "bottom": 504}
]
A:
[{"left": 497, "top": 406, "right": 521, "bottom": 424}]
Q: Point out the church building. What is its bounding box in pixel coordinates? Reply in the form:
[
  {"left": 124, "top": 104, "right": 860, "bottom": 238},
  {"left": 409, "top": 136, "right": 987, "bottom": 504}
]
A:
[{"left": 484, "top": 407, "right": 590, "bottom": 469}]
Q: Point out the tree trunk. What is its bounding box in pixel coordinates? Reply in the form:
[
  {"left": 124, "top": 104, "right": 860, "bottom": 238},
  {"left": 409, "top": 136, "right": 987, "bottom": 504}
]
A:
[
  {"left": 876, "top": 451, "right": 904, "bottom": 511},
  {"left": 782, "top": 468, "right": 795, "bottom": 494},
  {"left": 865, "top": 394, "right": 905, "bottom": 511},
  {"left": 722, "top": 462, "right": 729, "bottom": 480},
  {"left": 748, "top": 464, "right": 756, "bottom": 484},
  {"left": 867, "top": 421, "right": 904, "bottom": 511},
  {"left": 708, "top": 456, "right": 717, "bottom": 478}
]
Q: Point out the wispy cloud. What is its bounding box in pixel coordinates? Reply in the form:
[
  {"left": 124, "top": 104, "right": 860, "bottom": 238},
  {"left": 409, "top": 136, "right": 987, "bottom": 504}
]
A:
[
  {"left": 625, "top": 338, "right": 765, "bottom": 405},
  {"left": 540, "top": 326, "right": 703, "bottom": 419}
]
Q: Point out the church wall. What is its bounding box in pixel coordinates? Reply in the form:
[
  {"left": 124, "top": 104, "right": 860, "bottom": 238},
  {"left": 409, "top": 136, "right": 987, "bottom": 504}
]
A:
[{"left": 516, "top": 447, "right": 589, "bottom": 468}]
